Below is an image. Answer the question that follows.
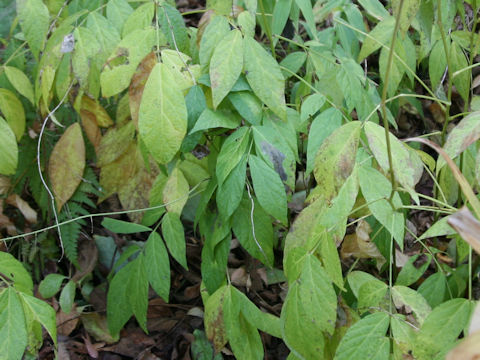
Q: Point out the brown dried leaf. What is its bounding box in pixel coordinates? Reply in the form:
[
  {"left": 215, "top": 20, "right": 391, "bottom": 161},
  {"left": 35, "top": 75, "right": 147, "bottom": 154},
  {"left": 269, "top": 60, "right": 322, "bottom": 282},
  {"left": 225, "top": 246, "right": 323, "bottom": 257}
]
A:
[
  {"left": 448, "top": 206, "right": 480, "bottom": 255},
  {"left": 57, "top": 304, "right": 80, "bottom": 336},
  {"left": 129, "top": 52, "right": 156, "bottom": 129},
  {"left": 6, "top": 194, "right": 37, "bottom": 224},
  {"left": 80, "top": 110, "right": 102, "bottom": 151},
  {"left": 48, "top": 123, "right": 85, "bottom": 211},
  {"left": 81, "top": 313, "right": 118, "bottom": 344},
  {"left": 97, "top": 121, "right": 135, "bottom": 167},
  {"left": 446, "top": 330, "right": 480, "bottom": 360},
  {"left": 341, "top": 220, "right": 385, "bottom": 268},
  {"left": 77, "top": 96, "right": 113, "bottom": 128}
]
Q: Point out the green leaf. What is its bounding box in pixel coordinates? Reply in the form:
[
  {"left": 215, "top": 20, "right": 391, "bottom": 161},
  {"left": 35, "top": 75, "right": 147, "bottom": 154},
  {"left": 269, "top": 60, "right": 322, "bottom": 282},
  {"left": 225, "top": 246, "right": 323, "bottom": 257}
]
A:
[
  {"left": 97, "top": 121, "right": 136, "bottom": 166},
  {"left": 357, "top": 0, "right": 390, "bottom": 20},
  {"left": 358, "top": 16, "right": 395, "bottom": 61},
  {"left": 317, "top": 229, "right": 344, "bottom": 289},
  {"left": 392, "top": 285, "right": 431, "bottom": 325},
  {"left": 16, "top": 0, "right": 50, "bottom": 59},
  {"left": 357, "top": 279, "right": 388, "bottom": 311},
  {"left": 337, "top": 58, "right": 366, "bottom": 113},
  {"left": 163, "top": 167, "right": 189, "bottom": 215},
  {"left": 122, "top": 2, "right": 155, "bottom": 37},
  {"left": 451, "top": 40, "right": 470, "bottom": 102},
  {"left": 334, "top": 312, "right": 390, "bottom": 360},
  {"left": 0, "top": 288, "right": 28, "bottom": 360},
  {"left": 281, "top": 254, "right": 337, "bottom": 359},
  {"left": 244, "top": 36, "right": 287, "bottom": 120},
  {"left": 249, "top": 155, "right": 287, "bottom": 224},
  {"left": 379, "top": 41, "right": 406, "bottom": 97},
  {"left": 365, "top": 121, "right": 423, "bottom": 199},
  {"left": 313, "top": 121, "right": 361, "bottom": 201},
  {"left": 190, "top": 108, "right": 241, "bottom": 133},
  {"left": 347, "top": 271, "right": 381, "bottom": 298},
  {"left": 144, "top": 231, "right": 170, "bottom": 302},
  {"left": 437, "top": 111, "right": 480, "bottom": 171},
  {"left": 272, "top": 0, "right": 293, "bottom": 39},
  {"left": 306, "top": 108, "right": 342, "bottom": 175},
  {"left": 86, "top": 12, "right": 121, "bottom": 68},
  {"left": 280, "top": 51, "right": 307, "bottom": 79},
  {"left": 210, "top": 29, "right": 244, "bottom": 108},
  {"left": 106, "top": 0, "right": 133, "bottom": 34},
  {"left": 395, "top": 254, "right": 432, "bottom": 287},
  {"left": 108, "top": 262, "right": 134, "bottom": 337},
  {"left": 238, "top": 11, "right": 255, "bottom": 38},
  {"left": 162, "top": 212, "right": 187, "bottom": 269},
  {"left": 215, "top": 127, "right": 251, "bottom": 186},
  {"left": 191, "top": 329, "right": 223, "bottom": 360},
  {"left": 216, "top": 156, "right": 247, "bottom": 219},
  {"left": 4, "top": 66, "right": 34, "bottom": 104},
  {"left": 59, "top": 280, "right": 75, "bottom": 314},
  {"left": 204, "top": 285, "right": 228, "bottom": 352},
  {"left": 139, "top": 62, "right": 187, "bottom": 164},
  {"left": 159, "top": 3, "right": 189, "bottom": 54},
  {"left": 127, "top": 255, "right": 149, "bottom": 332},
  {"left": 38, "top": 274, "right": 66, "bottom": 298},
  {"left": 199, "top": 15, "right": 230, "bottom": 71},
  {"left": 429, "top": 40, "right": 448, "bottom": 91},
  {"left": 294, "top": 0, "right": 316, "bottom": 37},
  {"left": 72, "top": 27, "right": 101, "bottom": 90},
  {"left": 102, "top": 218, "right": 151, "bottom": 234},
  {"left": 232, "top": 196, "right": 274, "bottom": 266},
  {"left": 224, "top": 287, "right": 263, "bottom": 360},
  {"left": 0, "top": 116, "right": 18, "bottom": 175},
  {"left": 228, "top": 91, "right": 263, "bottom": 125},
  {"left": 417, "top": 216, "right": 456, "bottom": 241},
  {"left": 414, "top": 298, "right": 472, "bottom": 359},
  {"left": 101, "top": 28, "right": 157, "bottom": 97},
  {"left": 417, "top": 272, "right": 447, "bottom": 308},
  {"left": 392, "top": 0, "right": 420, "bottom": 35},
  {"left": 0, "top": 88, "right": 25, "bottom": 141},
  {"left": 0, "top": 252, "right": 33, "bottom": 294},
  {"left": 18, "top": 292, "right": 57, "bottom": 346},
  {"left": 358, "top": 165, "right": 405, "bottom": 250}
]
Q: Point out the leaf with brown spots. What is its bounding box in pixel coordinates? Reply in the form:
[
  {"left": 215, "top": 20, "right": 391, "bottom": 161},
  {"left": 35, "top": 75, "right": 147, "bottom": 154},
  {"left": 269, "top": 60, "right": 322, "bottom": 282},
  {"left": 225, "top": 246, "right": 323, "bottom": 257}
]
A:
[
  {"left": 77, "top": 95, "right": 114, "bottom": 128},
  {"left": 204, "top": 285, "right": 228, "bottom": 352},
  {"left": 129, "top": 51, "right": 156, "bottom": 129},
  {"left": 48, "top": 123, "right": 85, "bottom": 211}
]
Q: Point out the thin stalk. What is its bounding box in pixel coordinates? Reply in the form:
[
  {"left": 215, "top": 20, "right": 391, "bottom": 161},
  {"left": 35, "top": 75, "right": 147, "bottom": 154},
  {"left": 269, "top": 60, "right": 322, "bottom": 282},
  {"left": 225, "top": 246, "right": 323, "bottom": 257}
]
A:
[
  {"left": 381, "top": 0, "right": 405, "bottom": 200},
  {"left": 259, "top": 0, "right": 276, "bottom": 57},
  {"left": 438, "top": 0, "right": 454, "bottom": 143}
]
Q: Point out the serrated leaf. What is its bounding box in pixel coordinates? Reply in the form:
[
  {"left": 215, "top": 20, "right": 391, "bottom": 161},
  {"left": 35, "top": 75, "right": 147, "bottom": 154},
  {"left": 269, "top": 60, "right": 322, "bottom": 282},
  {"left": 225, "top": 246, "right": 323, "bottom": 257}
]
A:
[
  {"left": 163, "top": 167, "right": 189, "bottom": 215},
  {"left": 19, "top": 292, "right": 57, "bottom": 346},
  {"left": 0, "top": 252, "right": 33, "bottom": 295},
  {"left": 281, "top": 254, "right": 337, "bottom": 359},
  {"left": 392, "top": 285, "right": 431, "bottom": 325},
  {"left": 16, "top": 0, "right": 49, "bottom": 59},
  {"left": 244, "top": 36, "right": 286, "bottom": 120},
  {"left": 127, "top": 255, "right": 149, "bottom": 332},
  {"left": 334, "top": 312, "right": 390, "bottom": 360},
  {"left": 0, "top": 116, "right": 18, "bottom": 175},
  {"left": 0, "top": 88, "right": 25, "bottom": 141},
  {"left": 313, "top": 121, "right": 361, "bottom": 201},
  {"left": 102, "top": 217, "right": 151, "bottom": 234},
  {"left": 162, "top": 212, "right": 187, "bottom": 269},
  {"left": 48, "top": 123, "right": 85, "bottom": 211},
  {"left": 143, "top": 231, "right": 170, "bottom": 302},
  {"left": 414, "top": 298, "right": 472, "bottom": 359},
  {"left": 210, "top": 29, "right": 244, "bottom": 108},
  {"left": 138, "top": 62, "right": 187, "bottom": 164},
  {"left": 365, "top": 121, "right": 423, "bottom": 199},
  {"left": 4, "top": 66, "right": 34, "bottom": 104},
  {"left": 438, "top": 111, "right": 480, "bottom": 171},
  {"left": 38, "top": 274, "right": 66, "bottom": 298},
  {"left": 199, "top": 15, "right": 230, "bottom": 71},
  {"left": 358, "top": 165, "right": 404, "bottom": 249},
  {"left": 232, "top": 195, "right": 274, "bottom": 266},
  {"left": 0, "top": 288, "right": 28, "bottom": 360},
  {"left": 249, "top": 155, "right": 287, "bottom": 224}
]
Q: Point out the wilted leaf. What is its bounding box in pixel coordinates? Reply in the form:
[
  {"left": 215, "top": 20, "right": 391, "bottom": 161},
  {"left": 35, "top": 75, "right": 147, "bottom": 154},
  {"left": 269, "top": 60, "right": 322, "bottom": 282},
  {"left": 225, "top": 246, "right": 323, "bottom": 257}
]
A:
[
  {"left": 5, "top": 194, "right": 37, "bottom": 224},
  {"left": 48, "top": 123, "right": 86, "bottom": 211},
  {"left": 77, "top": 95, "right": 114, "bottom": 128},
  {"left": 448, "top": 207, "right": 480, "bottom": 255},
  {"left": 97, "top": 121, "right": 135, "bottom": 166},
  {"left": 204, "top": 285, "right": 228, "bottom": 352}
]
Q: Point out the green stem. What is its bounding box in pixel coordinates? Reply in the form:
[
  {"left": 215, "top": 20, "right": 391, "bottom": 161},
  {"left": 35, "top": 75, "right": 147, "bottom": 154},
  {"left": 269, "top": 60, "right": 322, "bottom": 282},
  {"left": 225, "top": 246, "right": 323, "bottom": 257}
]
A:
[{"left": 381, "top": 0, "right": 405, "bottom": 200}]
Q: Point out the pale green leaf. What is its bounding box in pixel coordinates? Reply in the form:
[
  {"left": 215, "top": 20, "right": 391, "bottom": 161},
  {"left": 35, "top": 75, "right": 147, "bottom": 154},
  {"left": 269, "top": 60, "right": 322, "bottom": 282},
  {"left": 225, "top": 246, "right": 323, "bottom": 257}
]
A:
[
  {"left": 0, "top": 252, "right": 33, "bottom": 294},
  {"left": 106, "top": 0, "right": 133, "bottom": 34},
  {"left": 347, "top": 270, "right": 381, "bottom": 299},
  {"left": 38, "top": 274, "right": 66, "bottom": 298},
  {"left": 280, "top": 51, "right": 307, "bottom": 79},
  {"left": 357, "top": 279, "right": 388, "bottom": 311},
  {"left": 249, "top": 155, "right": 287, "bottom": 224},
  {"left": 358, "top": 165, "right": 405, "bottom": 249},
  {"left": 313, "top": 121, "right": 361, "bottom": 201},
  {"left": 4, "top": 66, "right": 34, "bottom": 104},
  {"left": 0, "top": 88, "right": 25, "bottom": 141},
  {"left": 317, "top": 229, "right": 344, "bottom": 289},
  {"left": 19, "top": 292, "right": 57, "bottom": 345},
  {"left": 210, "top": 29, "right": 244, "bottom": 108},
  {"left": 204, "top": 285, "right": 228, "bottom": 352},
  {"left": 281, "top": 254, "right": 337, "bottom": 359},
  {"left": 163, "top": 167, "right": 189, "bottom": 215},
  {"left": 358, "top": 16, "right": 395, "bottom": 61},
  {"left": 59, "top": 280, "right": 75, "bottom": 314},
  {"left": 199, "top": 15, "right": 230, "bottom": 71},
  {"left": 72, "top": 27, "right": 101, "bottom": 90},
  {"left": 144, "top": 231, "right": 170, "bottom": 302},
  {"left": 334, "top": 312, "right": 390, "bottom": 360},
  {"left": 418, "top": 216, "right": 456, "bottom": 241},
  {"left": 0, "top": 288, "right": 28, "bottom": 360},
  {"left": 162, "top": 212, "right": 187, "bottom": 269},
  {"left": 392, "top": 0, "right": 420, "bottom": 35},
  {"left": 244, "top": 36, "right": 287, "bottom": 120},
  {"left": 86, "top": 12, "right": 121, "bottom": 68},
  {"left": 16, "top": 0, "right": 49, "bottom": 59},
  {"left": 392, "top": 285, "right": 431, "bottom": 325},
  {"left": 358, "top": 0, "right": 390, "bottom": 20},
  {"left": 97, "top": 121, "right": 136, "bottom": 166},
  {"left": 139, "top": 62, "right": 187, "bottom": 164},
  {"left": 122, "top": 2, "right": 155, "bottom": 37},
  {"left": 190, "top": 108, "right": 241, "bottom": 133},
  {"left": 272, "top": 0, "right": 293, "bottom": 39},
  {"left": 102, "top": 217, "right": 151, "bottom": 234},
  {"left": 0, "top": 116, "right": 18, "bottom": 175},
  {"left": 238, "top": 11, "right": 255, "bottom": 38}
]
